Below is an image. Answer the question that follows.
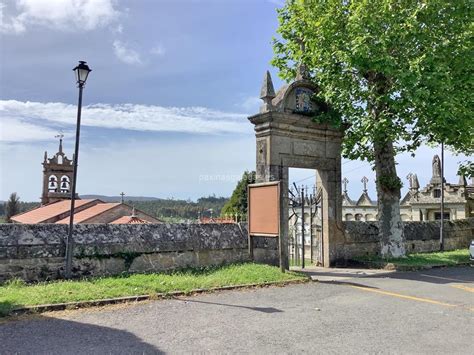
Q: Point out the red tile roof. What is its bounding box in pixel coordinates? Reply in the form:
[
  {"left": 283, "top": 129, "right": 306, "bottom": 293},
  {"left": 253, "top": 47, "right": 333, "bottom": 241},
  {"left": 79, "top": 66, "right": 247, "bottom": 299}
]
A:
[
  {"left": 110, "top": 216, "right": 150, "bottom": 224},
  {"left": 11, "top": 199, "right": 98, "bottom": 224},
  {"left": 55, "top": 203, "right": 120, "bottom": 224}
]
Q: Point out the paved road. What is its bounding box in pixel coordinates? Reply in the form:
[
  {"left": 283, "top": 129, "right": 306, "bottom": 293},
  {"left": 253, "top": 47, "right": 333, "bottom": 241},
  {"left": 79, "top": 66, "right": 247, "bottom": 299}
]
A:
[{"left": 1, "top": 267, "right": 473, "bottom": 354}]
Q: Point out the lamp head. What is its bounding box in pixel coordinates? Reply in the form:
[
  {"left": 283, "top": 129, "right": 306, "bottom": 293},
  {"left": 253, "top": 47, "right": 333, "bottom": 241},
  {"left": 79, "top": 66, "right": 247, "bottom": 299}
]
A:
[{"left": 73, "top": 61, "right": 91, "bottom": 87}]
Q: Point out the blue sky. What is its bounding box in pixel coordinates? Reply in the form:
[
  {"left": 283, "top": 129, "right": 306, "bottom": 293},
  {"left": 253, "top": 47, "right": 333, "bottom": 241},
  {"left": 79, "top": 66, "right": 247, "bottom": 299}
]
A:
[{"left": 0, "top": 0, "right": 469, "bottom": 202}]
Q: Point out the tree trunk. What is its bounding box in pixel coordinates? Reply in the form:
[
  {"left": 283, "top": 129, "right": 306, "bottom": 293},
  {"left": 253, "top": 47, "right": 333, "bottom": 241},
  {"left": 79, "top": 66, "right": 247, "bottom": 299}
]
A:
[{"left": 373, "top": 139, "right": 406, "bottom": 258}]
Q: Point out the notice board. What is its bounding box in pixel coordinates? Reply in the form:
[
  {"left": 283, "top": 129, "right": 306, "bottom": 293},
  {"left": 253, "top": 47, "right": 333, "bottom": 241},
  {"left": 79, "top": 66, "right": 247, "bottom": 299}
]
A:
[{"left": 248, "top": 181, "right": 280, "bottom": 237}]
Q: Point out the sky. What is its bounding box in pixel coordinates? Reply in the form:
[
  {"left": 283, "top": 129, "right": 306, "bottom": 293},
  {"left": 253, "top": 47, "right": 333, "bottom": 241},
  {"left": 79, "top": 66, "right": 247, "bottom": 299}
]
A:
[{"left": 0, "top": 0, "right": 470, "bottom": 202}]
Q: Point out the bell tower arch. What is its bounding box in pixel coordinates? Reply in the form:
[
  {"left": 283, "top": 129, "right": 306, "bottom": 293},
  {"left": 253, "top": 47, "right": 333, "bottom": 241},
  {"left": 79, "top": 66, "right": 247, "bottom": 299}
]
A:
[{"left": 41, "top": 136, "right": 75, "bottom": 205}]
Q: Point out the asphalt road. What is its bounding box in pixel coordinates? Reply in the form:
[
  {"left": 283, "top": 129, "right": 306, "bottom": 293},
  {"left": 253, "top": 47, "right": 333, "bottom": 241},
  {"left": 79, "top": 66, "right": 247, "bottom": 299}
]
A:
[{"left": 1, "top": 267, "right": 473, "bottom": 354}]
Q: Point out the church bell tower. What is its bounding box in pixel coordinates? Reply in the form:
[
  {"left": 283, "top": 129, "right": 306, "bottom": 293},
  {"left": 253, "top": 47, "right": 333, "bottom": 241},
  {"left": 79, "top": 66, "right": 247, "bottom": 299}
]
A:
[{"left": 41, "top": 135, "right": 75, "bottom": 205}]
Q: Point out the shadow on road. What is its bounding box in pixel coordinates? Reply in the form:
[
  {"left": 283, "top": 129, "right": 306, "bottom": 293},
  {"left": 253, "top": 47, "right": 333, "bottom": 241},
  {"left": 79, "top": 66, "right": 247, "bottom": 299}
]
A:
[
  {"left": 316, "top": 280, "right": 379, "bottom": 289},
  {"left": 0, "top": 315, "right": 162, "bottom": 354},
  {"left": 364, "top": 267, "right": 474, "bottom": 284},
  {"left": 301, "top": 266, "right": 473, "bottom": 285},
  {"left": 176, "top": 298, "right": 283, "bottom": 313}
]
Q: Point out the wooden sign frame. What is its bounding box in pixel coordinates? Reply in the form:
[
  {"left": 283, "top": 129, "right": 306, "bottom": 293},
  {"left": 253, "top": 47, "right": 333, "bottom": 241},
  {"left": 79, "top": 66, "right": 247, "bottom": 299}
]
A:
[
  {"left": 248, "top": 181, "right": 280, "bottom": 238},
  {"left": 247, "top": 181, "right": 283, "bottom": 270}
]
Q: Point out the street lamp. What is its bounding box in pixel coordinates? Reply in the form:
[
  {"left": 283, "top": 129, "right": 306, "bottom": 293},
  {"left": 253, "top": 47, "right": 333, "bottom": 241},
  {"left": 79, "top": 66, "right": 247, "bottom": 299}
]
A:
[{"left": 65, "top": 61, "right": 91, "bottom": 279}]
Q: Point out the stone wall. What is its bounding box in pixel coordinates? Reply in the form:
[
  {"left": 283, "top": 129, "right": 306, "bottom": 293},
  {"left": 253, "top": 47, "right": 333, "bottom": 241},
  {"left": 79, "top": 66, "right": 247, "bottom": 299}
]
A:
[
  {"left": 342, "top": 218, "right": 473, "bottom": 259},
  {"left": 0, "top": 223, "right": 278, "bottom": 283},
  {"left": 1, "top": 219, "right": 472, "bottom": 282}
]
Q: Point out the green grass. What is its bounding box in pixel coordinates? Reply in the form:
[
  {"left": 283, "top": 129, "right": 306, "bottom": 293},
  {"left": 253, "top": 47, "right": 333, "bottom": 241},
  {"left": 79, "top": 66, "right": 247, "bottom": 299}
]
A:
[
  {"left": 0, "top": 263, "right": 305, "bottom": 317},
  {"left": 355, "top": 249, "right": 470, "bottom": 267}
]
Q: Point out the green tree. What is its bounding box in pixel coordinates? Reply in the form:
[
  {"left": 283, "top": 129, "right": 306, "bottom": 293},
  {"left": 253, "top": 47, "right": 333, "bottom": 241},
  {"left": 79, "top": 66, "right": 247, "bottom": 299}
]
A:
[
  {"left": 221, "top": 171, "right": 256, "bottom": 220},
  {"left": 6, "top": 192, "right": 20, "bottom": 223},
  {"left": 273, "top": 0, "right": 473, "bottom": 257}
]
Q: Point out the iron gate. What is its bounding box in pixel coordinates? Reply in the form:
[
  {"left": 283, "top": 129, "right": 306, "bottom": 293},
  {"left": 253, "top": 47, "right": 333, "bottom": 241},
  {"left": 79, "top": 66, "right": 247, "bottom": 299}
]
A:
[{"left": 288, "top": 184, "right": 323, "bottom": 268}]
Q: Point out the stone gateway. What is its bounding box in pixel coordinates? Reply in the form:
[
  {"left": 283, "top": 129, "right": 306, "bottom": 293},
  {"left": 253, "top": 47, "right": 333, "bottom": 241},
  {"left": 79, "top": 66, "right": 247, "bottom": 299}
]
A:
[{"left": 249, "top": 70, "right": 345, "bottom": 267}]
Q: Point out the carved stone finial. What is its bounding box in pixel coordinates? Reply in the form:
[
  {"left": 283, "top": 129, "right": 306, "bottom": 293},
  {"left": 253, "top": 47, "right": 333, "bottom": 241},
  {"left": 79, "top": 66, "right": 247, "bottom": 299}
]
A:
[
  {"left": 458, "top": 174, "right": 467, "bottom": 186},
  {"left": 342, "top": 177, "right": 349, "bottom": 193},
  {"left": 295, "top": 62, "right": 309, "bottom": 81},
  {"left": 432, "top": 155, "right": 441, "bottom": 178},
  {"left": 361, "top": 176, "right": 368, "bottom": 193},
  {"left": 430, "top": 155, "right": 442, "bottom": 184},
  {"left": 406, "top": 173, "right": 419, "bottom": 191},
  {"left": 406, "top": 173, "right": 413, "bottom": 187},
  {"left": 55, "top": 133, "right": 64, "bottom": 154},
  {"left": 44, "top": 151, "right": 48, "bottom": 163},
  {"left": 295, "top": 39, "right": 310, "bottom": 81},
  {"left": 260, "top": 70, "right": 276, "bottom": 113},
  {"left": 412, "top": 174, "right": 420, "bottom": 190}
]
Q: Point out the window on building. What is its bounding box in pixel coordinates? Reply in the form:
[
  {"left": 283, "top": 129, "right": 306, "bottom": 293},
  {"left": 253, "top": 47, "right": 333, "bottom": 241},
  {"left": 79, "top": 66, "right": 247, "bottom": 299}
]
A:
[
  {"left": 434, "top": 212, "right": 450, "bottom": 220},
  {"left": 433, "top": 189, "right": 441, "bottom": 198}
]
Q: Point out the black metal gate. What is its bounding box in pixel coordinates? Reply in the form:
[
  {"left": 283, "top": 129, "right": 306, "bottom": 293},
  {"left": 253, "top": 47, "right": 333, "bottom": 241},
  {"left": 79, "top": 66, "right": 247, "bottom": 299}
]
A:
[{"left": 288, "top": 184, "right": 323, "bottom": 268}]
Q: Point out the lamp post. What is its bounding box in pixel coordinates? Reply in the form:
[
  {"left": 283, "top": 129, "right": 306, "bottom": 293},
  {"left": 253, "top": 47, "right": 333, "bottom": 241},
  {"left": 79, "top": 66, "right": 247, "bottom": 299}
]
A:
[{"left": 65, "top": 61, "right": 91, "bottom": 279}]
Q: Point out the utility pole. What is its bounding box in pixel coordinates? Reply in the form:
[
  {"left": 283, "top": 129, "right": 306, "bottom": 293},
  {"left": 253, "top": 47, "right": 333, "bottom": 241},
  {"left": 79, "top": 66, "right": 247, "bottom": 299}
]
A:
[
  {"left": 309, "top": 197, "right": 313, "bottom": 264},
  {"left": 301, "top": 186, "right": 305, "bottom": 269},
  {"left": 440, "top": 142, "right": 445, "bottom": 251}
]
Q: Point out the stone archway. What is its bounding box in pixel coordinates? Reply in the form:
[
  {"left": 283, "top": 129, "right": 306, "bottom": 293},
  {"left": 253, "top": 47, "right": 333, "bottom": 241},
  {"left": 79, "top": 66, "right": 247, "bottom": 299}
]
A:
[{"left": 248, "top": 72, "right": 345, "bottom": 268}]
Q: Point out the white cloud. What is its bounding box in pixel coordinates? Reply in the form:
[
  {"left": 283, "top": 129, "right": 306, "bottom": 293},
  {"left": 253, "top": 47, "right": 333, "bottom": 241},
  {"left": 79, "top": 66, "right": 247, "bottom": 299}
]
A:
[
  {"left": 0, "top": 135, "right": 256, "bottom": 201},
  {"left": 0, "top": 99, "right": 250, "bottom": 142},
  {"left": 0, "top": 0, "right": 120, "bottom": 34},
  {"left": 0, "top": 117, "right": 67, "bottom": 142},
  {"left": 112, "top": 23, "right": 123, "bottom": 34},
  {"left": 113, "top": 39, "right": 142, "bottom": 65},
  {"left": 150, "top": 44, "right": 166, "bottom": 57},
  {"left": 0, "top": 2, "right": 25, "bottom": 33}
]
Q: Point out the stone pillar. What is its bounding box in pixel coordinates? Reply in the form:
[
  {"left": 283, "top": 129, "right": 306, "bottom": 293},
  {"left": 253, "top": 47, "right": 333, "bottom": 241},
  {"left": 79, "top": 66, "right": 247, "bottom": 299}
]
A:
[
  {"left": 280, "top": 166, "right": 289, "bottom": 270},
  {"left": 421, "top": 209, "right": 428, "bottom": 221},
  {"left": 255, "top": 153, "right": 289, "bottom": 269},
  {"left": 411, "top": 208, "right": 421, "bottom": 221},
  {"left": 450, "top": 209, "right": 456, "bottom": 220},
  {"left": 316, "top": 160, "right": 345, "bottom": 266}
]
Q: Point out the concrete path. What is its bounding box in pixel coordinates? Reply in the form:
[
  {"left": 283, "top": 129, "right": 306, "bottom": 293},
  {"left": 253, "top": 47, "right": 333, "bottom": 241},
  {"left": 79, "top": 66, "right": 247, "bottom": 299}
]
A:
[{"left": 1, "top": 267, "right": 473, "bottom": 354}]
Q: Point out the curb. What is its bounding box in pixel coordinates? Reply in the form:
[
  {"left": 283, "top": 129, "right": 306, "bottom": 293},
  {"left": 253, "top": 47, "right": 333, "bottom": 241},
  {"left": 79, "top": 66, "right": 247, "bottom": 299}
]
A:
[
  {"left": 352, "top": 261, "right": 470, "bottom": 272},
  {"left": 5, "top": 278, "right": 309, "bottom": 317}
]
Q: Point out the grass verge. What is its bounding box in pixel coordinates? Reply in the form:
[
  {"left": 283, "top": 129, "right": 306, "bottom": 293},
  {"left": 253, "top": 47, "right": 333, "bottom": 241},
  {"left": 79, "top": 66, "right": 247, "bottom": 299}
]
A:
[
  {"left": 0, "top": 263, "right": 306, "bottom": 317},
  {"left": 353, "top": 249, "right": 470, "bottom": 269}
]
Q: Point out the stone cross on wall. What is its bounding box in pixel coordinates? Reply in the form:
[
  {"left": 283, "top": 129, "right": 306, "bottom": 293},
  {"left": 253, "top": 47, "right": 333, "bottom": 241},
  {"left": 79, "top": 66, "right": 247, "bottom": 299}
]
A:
[
  {"left": 361, "top": 176, "right": 368, "bottom": 192},
  {"left": 342, "top": 177, "right": 349, "bottom": 193},
  {"left": 120, "top": 192, "right": 125, "bottom": 203}
]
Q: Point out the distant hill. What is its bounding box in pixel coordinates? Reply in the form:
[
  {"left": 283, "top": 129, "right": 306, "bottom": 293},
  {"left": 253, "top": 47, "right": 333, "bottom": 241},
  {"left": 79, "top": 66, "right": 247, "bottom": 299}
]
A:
[
  {"left": 1, "top": 195, "right": 229, "bottom": 221},
  {"left": 80, "top": 195, "right": 161, "bottom": 202},
  {"left": 78, "top": 194, "right": 229, "bottom": 221}
]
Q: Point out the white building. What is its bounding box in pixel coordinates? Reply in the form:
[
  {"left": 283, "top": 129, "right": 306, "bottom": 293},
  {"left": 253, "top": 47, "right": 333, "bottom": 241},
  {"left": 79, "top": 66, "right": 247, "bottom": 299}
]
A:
[{"left": 342, "top": 155, "right": 473, "bottom": 222}]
